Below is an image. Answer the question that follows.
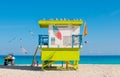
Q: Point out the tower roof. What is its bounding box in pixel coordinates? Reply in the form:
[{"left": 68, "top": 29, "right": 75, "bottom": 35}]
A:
[{"left": 38, "top": 19, "right": 83, "bottom": 28}]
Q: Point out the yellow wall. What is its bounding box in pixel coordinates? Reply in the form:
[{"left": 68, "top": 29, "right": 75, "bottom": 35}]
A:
[{"left": 41, "top": 48, "right": 80, "bottom": 61}]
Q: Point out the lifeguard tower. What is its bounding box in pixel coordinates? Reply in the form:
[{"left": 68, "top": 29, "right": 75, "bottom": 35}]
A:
[{"left": 32, "top": 19, "right": 86, "bottom": 70}]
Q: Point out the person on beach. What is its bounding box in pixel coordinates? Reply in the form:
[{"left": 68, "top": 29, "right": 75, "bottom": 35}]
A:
[
  {"left": 11, "top": 55, "right": 15, "bottom": 65},
  {"left": 33, "top": 60, "right": 39, "bottom": 67}
]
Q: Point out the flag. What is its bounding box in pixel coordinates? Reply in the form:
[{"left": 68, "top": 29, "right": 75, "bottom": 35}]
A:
[{"left": 83, "top": 22, "right": 88, "bottom": 37}]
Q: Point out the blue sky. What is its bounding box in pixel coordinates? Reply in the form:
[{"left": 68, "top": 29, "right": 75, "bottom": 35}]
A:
[{"left": 0, "top": 0, "right": 120, "bottom": 55}]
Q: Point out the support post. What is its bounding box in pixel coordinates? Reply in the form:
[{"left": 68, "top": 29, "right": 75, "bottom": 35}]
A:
[
  {"left": 61, "top": 61, "right": 63, "bottom": 67},
  {"left": 66, "top": 61, "right": 69, "bottom": 69},
  {"left": 42, "top": 61, "right": 44, "bottom": 69},
  {"left": 74, "top": 60, "right": 78, "bottom": 69},
  {"left": 31, "top": 46, "right": 39, "bottom": 66}
]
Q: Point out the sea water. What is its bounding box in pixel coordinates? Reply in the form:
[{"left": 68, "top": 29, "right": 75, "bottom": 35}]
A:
[{"left": 0, "top": 55, "right": 120, "bottom": 65}]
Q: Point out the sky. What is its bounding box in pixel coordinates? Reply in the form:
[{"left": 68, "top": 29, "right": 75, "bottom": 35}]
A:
[{"left": 0, "top": 0, "right": 120, "bottom": 55}]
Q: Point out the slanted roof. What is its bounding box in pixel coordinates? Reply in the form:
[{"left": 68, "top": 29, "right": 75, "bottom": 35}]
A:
[{"left": 38, "top": 19, "right": 83, "bottom": 28}]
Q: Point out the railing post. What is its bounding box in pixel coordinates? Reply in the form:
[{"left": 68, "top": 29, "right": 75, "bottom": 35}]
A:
[
  {"left": 38, "top": 35, "right": 40, "bottom": 45},
  {"left": 40, "top": 36, "right": 42, "bottom": 48},
  {"left": 48, "top": 35, "right": 49, "bottom": 48},
  {"left": 80, "top": 35, "right": 82, "bottom": 45}
]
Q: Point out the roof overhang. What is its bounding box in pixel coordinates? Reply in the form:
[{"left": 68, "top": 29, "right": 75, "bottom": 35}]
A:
[{"left": 38, "top": 20, "right": 83, "bottom": 28}]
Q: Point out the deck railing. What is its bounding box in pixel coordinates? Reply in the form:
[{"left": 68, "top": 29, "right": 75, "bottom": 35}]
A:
[{"left": 38, "top": 35, "right": 82, "bottom": 48}]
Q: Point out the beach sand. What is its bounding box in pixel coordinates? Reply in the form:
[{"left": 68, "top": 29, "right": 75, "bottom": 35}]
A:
[{"left": 0, "top": 64, "right": 120, "bottom": 77}]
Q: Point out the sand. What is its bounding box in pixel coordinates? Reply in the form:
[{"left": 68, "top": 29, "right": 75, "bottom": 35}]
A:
[{"left": 0, "top": 64, "right": 120, "bottom": 77}]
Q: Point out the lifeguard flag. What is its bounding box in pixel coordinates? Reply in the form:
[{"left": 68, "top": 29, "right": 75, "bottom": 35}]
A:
[{"left": 83, "top": 22, "right": 88, "bottom": 37}]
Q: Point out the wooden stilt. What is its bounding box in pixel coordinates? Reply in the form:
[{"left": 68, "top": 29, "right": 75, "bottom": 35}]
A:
[
  {"left": 66, "top": 61, "right": 68, "bottom": 69},
  {"left": 42, "top": 61, "right": 44, "bottom": 69}
]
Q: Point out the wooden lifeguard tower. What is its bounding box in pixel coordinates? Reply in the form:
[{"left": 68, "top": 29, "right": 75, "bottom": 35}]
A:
[{"left": 32, "top": 19, "right": 85, "bottom": 70}]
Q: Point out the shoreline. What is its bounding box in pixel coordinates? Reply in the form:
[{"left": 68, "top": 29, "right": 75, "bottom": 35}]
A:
[
  {"left": 0, "top": 64, "right": 120, "bottom": 77},
  {"left": 1, "top": 64, "right": 120, "bottom": 67},
  {"left": 1, "top": 63, "right": 119, "bottom": 65}
]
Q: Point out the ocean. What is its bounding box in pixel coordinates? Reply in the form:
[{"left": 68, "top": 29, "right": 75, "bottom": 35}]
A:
[{"left": 0, "top": 55, "right": 120, "bottom": 65}]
